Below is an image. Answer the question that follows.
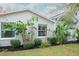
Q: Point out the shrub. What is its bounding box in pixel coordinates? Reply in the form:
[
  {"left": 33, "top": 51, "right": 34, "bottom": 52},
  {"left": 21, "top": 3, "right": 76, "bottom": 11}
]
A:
[
  {"left": 41, "top": 41, "right": 50, "bottom": 48},
  {"left": 47, "top": 37, "right": 57, "bottom": 45},
  {"left": 75, "top": 28, "right": 79, "bottom": 42},
  {"left": 77, "top": 37, "right": 79, "bottom": 42},
  {"left": 34, "top": 39, "right": 42, "bottom": 47},
  {"left": 10, "top": 40, "right": 21, "bottom": 48},
  {"left": 23, "top": 41, "right": 35, "bottom": 49}
]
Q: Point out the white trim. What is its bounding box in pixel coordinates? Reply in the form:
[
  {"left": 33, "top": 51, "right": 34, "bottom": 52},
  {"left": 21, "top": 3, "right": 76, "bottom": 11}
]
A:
[
  {"left": 0, "top": 8, "right": 54, "bottom": 23},
  {"left": 38, "top": 24, "right": 47, "bottom": 37},
  {"left": 0, "top": 37, "right": 16, "bottom": 40},
  {"left": 0, "top": 22, "right": 16, "bottom": 38},
  {"left": 37, "top": 36, "right": 47, "bottom": 38}
]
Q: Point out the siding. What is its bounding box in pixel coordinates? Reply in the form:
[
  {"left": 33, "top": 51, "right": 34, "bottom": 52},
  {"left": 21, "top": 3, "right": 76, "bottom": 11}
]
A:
[{"left": 0, "top": 10, "right": 54, "bottom": 47}]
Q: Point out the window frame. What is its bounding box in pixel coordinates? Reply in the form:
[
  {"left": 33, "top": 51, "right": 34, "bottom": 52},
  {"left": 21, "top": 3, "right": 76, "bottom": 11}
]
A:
[
  {"left": 38, "top": 24, "right": 47, "bottom": 37},
  {"left": 1, "top": 22, "right": 16, "bottom": 38}
]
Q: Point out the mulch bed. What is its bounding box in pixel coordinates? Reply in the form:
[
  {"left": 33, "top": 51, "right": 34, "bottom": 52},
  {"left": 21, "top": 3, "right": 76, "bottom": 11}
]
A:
[
  {"left": 0, "top": 41, "right": 78, "bottom": 52},
  {"left": 0, "top": 46, "right": 39, "bottom": 52},
  {"left": 0, "top": 46, "right": 26, "bottom": 52}
]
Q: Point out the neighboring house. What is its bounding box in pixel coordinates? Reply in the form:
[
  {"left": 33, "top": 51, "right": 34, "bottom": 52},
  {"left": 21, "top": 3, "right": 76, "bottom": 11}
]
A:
[{"left": 0, "top": 9, "right": 55, "bottom": 47}]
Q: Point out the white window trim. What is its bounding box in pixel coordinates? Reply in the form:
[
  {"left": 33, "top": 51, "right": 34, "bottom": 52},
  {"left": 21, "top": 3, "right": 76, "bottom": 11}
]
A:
[
  {"left": 38, "top": 24, "right": 47, "bottom": 37},
  {"left": 0, "top": 22, "right": 16, "bottom": 39},
  {"left": 0, "top": 37, "right": 16, "bottom": 40}
]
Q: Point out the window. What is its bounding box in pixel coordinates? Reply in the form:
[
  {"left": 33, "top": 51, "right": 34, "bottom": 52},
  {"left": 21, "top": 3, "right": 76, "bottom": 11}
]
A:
[
  {"left": 1, "top": 23, "right": 15, "bottom": 38},
  {"left": 38, "top": 24, "right": 47, "bottom": 36}
]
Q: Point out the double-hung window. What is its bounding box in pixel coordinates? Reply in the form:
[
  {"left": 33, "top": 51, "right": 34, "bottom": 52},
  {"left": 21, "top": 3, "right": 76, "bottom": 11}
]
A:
[
  {"left": 38, "top": 24, "right": 47, "bottom": 36},
  {"left": 1, "top": 22, "right": 15, "bottom": 38}
]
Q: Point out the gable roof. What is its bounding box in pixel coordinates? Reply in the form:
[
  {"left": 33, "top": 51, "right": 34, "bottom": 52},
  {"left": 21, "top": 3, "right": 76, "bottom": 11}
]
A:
[
  {"left": 50, "top": 11, "right": 65, "bottom": 19},
  {"left": 0, "top": 8, "right": 55, "bottom": 23}
]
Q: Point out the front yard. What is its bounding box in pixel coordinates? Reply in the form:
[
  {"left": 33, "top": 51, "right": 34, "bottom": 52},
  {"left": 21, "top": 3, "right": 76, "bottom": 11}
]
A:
[{"left": 0, "top": 43, "right": 79, "bottom": 56}]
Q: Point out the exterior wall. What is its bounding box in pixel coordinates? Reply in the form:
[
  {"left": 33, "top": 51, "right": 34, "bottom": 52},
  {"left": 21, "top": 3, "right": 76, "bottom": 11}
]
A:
[
  {"left": 0, "top": 11, "right": 54, "bottom": 47},
  {"left": 67, "top": 29, "right": 77, "bottom": 41},
  {"left": 35, "top": 17, "right": 55, "bottom": 41},
  {"left": 0, "top": 38, "right": 15, "bottom": 46}
]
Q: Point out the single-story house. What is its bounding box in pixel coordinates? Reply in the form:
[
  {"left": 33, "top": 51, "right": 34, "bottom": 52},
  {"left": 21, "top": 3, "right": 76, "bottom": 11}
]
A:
[
  {"left": 0, "top": 8, "right": 78, "bottom": 47},
  {"left": 0, "top": 9, "right": 55, "bottom": 47}
]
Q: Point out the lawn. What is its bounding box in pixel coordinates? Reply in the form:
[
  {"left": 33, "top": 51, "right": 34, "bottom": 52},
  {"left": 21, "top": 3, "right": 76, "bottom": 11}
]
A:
[{"left": 0, "top": 43, "right": 79, "bottom": 56}]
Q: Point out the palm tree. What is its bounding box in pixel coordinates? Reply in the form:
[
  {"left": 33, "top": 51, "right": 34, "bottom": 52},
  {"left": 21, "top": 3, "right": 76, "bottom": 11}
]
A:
[{"left": 55, "top": 20, "right": 70, "bottom": 44}]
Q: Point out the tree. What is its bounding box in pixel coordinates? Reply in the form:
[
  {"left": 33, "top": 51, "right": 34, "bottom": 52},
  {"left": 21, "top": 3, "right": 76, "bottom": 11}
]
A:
[
  {"left": 27, "top": 16, "right": 38, "bottom": 40},
  {"left": 4, "top": 16, "right": 38, "bottom": 41},
  {"left": 54, "top": 20, "right": 70, "bottom": 44},
  {"left": 15, "top": 16, "right": 38, "bottom": 41},
  {"left": 15, "top": 21, "right": 27, "bottom": 41},
  {"left": 75, "top": 27, "right": 79, "bottom": 42},
  {"left": 60, "top": 3, "right": 79, "bottom": 43},
  {"left": 61, "top": 3, "right": 79, "bottom": 22}
]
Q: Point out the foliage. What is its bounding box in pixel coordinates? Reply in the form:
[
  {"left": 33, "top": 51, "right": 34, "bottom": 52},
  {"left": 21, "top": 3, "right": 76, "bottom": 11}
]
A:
[
  {"left": 15, "top": 16, "right": 38, "bottom": 35},
  {"left": 54, "top": 20, "right": 70, "bottom": 44},
  {"left": 15, "top": 21, "right": 26, "bottom": 35},
  {"left": 10, "top": 40, "right": 21, "bottom": 48},
  {"left": 75, "top": 28, "right": 79, "bottom": 42},
  {"left": 54, "top": 3, "right": 79, "bottom": 44},
  {"left": 47, "top": 37, "right": 57, "bottom": 45},
  {"left": 23, "top": 41, "right": 35, "bottom": 49},
  {"left": 34, "top": 39, "right": 42, "bottom": 47},
  {"left": 41, "top": 41, "right": 50, "bottom": 48},
  {"left": 27, "top": 16, "right": 38, "bottom": 40},
  {"left": 3, "top": 16, "right": 38, "bottom": 41},
  {"left": 61, "top": 3, "right": 79, "bottom": 23},
  {"left": 3, "top": 23, "right": 15, "bottom": 31},
  {"left": 15, "top": 16, "right": 38, "bottom": 40},
  {"left": 27, "top": 16, "right": 38, "bottom": 26}
]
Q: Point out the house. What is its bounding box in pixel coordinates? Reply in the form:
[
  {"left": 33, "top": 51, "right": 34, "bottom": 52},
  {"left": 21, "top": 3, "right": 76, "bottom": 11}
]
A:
[
  {"left": 0, "top": 8, "right": 78, "bottom": 47},
  {"left": 0, "top": 9, "right": 55, "bottom": 47}
]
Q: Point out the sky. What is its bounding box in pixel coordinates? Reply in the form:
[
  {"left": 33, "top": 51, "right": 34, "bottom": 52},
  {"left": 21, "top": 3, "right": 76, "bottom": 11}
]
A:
[
  {"left": 0, "top": 3, "right": 67, "bottom": 18},
  {"left": 15, "top": 3, "right": 67, "bottom": 12}
]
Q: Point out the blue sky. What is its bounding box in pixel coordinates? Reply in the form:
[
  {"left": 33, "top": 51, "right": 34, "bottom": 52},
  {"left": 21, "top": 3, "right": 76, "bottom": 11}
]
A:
[
  {"left": 14, "top": 3, "right": 66, "bottom": 12},
  {"left": 0, "top": 3, "right": 67, "bottom": 13},
  {"left": 0, "top": 3, "right": 67, "bottom": 18}
]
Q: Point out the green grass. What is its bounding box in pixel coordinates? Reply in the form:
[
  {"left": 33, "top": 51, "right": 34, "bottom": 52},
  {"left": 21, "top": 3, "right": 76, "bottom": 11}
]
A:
[{"left": 0, "top": 43, "right": 79, "bottom": 56}]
